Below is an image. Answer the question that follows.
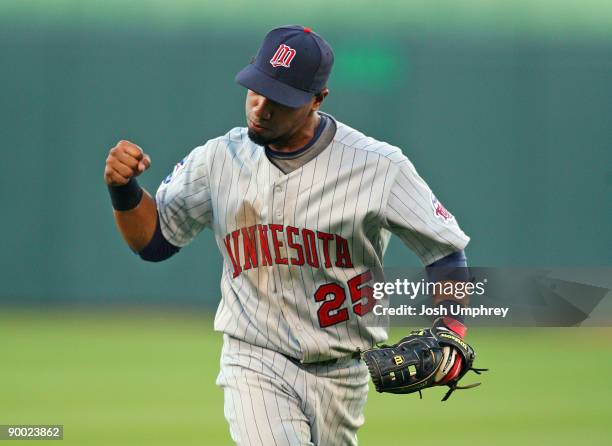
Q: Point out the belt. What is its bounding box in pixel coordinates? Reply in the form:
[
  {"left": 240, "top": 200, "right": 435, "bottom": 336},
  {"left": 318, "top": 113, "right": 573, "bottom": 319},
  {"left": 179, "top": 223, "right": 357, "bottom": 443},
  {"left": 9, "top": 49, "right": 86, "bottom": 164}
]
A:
[{"left": 283, "top": 350, "right": 362, "bottom": 367}]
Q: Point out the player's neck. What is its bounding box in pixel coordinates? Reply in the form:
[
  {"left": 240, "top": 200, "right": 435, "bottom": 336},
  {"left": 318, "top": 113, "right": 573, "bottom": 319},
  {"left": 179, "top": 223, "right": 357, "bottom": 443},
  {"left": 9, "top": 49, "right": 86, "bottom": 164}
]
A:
[{"left": 268, "top": 113, "right": 320, "bottom": 153}]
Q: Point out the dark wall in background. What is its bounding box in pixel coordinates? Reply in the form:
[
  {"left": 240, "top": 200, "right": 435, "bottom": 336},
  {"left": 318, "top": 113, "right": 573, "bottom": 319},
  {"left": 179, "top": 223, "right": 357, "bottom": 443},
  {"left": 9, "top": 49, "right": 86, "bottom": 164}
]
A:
[{"left": 1, "top": 24, "right": 610, "bottom": 306}]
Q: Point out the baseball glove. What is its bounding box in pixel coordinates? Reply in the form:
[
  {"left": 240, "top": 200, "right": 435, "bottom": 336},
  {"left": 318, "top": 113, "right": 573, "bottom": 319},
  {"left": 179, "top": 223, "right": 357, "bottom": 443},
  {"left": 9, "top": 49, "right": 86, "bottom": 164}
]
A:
[{"left": 361, "top": 319, "right": 487, "bottom": 401}]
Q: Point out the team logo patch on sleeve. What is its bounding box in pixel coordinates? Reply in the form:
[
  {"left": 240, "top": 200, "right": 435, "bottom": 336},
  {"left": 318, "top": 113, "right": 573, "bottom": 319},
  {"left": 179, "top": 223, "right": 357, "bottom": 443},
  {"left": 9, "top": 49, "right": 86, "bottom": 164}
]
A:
[
  {"left": 163, "top": 158, "right": 186, "bottom": 184},
  {"left": 431, "top": 192, "right": 454, "bottom": 223}
]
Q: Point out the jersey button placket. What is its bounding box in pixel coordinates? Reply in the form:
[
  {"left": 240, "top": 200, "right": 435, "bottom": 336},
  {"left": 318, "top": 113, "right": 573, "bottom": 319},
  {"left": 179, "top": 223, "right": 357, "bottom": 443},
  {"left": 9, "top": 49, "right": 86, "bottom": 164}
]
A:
[
  {"left": 271, "top": 180, "right": 304, "bottom": 339},
  {"left": 273, "top": 182, "right": 284, "bottom": 222},
  {"left": 270, "top": 180, "right": 286, "bottom": 300}
]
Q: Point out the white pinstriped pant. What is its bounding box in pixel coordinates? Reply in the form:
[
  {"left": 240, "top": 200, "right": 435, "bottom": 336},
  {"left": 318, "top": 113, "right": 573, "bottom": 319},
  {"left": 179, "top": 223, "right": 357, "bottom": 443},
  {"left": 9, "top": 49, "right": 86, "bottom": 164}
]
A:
[{"left": 216, "top": 335, "right": 370, "bottom": 446}]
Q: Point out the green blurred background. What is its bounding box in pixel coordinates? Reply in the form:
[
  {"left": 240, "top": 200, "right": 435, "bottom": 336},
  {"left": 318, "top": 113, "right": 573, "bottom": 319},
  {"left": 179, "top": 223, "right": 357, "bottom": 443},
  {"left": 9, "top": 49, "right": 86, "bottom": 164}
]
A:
[{"left": 1, "top": 1, "right": 611, "bottom": 445}]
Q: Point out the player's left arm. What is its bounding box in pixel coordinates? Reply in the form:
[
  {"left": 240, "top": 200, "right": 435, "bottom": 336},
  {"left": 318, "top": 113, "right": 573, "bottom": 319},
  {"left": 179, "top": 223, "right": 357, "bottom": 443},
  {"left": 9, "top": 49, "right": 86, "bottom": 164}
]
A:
[
  {"left": 426, "top": 249, "right": 472, "bottom": 383},
  {"left": 427, "top": 249, "right": 470, "bottom": 334},
  {"left": 380, "top": 153, "right": 474, "bottom": 384}
]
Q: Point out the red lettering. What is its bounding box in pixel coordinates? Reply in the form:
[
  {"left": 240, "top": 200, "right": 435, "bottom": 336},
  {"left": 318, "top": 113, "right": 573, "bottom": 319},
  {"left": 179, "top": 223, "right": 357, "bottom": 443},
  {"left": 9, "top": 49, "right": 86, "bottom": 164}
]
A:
[
  {"left": 224, "top": 232, "right": 242, "bottom": 278},
  {"left": 257, "top": 225, "right": 272, "bottom": 266},
  {"left": 302, "top": 229, "right": 319, "bottom": 267},
  {"left": 241, "top": 225, "right": 258, "bottom": 270},
  {"left": 313, "top": 271, "right": 375, "bottom": 328},
  {"left": 286, "top": 226, "right": 305, "bottom": 266},
  {"left": 314, "top": 283, "right": 349, "bottom": 328},
  {"left": 269, "top": 224, "right": 288, "bottom": 265},
  {"left": 270, "top": 44, "right": 296, "bottom": 68},
  {"left": 349, "top": 271, "right": 375, "bottom": 316},
  {"left": 231, "top": 230, "right": 242, "bottom": 271},
  {"left": 225, "top": 226, "right": 353, "bottom": 274},
  {"left": 270, "top": 46, "right": 284, "bottom": 64},
  {"left": 317, "top": 231, "right": 334, "bottom": 268},
  {"left": 335, "top": 235, "right": 354, "bottom": 268}
]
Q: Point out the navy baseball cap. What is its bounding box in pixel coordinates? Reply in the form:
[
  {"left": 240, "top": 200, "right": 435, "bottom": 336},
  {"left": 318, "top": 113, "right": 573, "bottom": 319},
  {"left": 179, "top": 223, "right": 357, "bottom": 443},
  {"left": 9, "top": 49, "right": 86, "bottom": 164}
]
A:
[{"left": 235, "top": 25, "right": 334, "bottom": 108}]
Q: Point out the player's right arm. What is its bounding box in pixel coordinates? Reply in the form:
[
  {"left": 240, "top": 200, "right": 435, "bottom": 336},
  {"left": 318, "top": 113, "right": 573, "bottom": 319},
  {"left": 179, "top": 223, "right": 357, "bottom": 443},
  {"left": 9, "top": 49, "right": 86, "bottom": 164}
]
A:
[
  {"left": 104, "top": 140, "right": 157, "bottom": 252},
  {"left": 105, "top": 138, "right": 213, "bottom": 261}
]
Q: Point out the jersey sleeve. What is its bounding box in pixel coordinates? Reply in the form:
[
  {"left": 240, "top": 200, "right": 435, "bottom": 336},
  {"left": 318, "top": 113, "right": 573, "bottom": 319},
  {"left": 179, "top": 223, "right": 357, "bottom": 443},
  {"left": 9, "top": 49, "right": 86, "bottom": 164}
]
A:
[
  {"left": 381, "top": 155, "right": 470, "bottom": 266},
  {"left": 155, "top": 144, "right": 213, "bottom": 247}
]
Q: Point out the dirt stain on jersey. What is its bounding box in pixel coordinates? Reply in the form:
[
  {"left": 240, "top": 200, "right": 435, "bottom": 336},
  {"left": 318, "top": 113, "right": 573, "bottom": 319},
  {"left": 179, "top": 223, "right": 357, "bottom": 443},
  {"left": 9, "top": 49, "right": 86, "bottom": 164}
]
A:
[{"left": 234, "top": 199, "right": 276, "bottom": 294}]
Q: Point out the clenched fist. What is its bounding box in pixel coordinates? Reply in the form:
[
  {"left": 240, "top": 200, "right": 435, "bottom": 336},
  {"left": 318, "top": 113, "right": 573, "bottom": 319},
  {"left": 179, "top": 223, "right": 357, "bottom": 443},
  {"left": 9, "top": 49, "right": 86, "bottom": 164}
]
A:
[{"left": 104, "top": 140, "right": 151, "bottom": 186}]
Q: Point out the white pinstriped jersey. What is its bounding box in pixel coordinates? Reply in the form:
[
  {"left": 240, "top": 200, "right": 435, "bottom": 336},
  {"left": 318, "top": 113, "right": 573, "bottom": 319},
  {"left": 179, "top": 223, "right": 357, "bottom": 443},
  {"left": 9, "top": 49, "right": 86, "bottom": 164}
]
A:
[{"left": 156, "top": 115, "right": 470, "bottom": 362}]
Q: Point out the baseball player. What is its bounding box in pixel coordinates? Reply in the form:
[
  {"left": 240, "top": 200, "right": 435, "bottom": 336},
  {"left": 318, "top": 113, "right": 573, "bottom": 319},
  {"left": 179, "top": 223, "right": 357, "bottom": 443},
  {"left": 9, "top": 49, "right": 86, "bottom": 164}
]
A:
[{"left": 104, "top": 25, "right": 477, "bottom": 445}]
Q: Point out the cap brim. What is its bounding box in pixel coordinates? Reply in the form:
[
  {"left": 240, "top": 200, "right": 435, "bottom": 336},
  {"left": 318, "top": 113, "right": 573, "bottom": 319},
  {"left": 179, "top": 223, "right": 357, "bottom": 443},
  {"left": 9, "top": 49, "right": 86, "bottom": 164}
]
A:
[{"left": 235, "top": 64, "right": 314, "bottom": 108}]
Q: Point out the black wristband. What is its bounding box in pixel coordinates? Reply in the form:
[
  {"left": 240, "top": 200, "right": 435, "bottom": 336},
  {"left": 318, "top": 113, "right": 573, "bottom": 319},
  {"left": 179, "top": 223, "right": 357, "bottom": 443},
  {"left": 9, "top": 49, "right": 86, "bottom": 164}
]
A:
[{"left": 108, "top": 178, "right": 143, "bottom": 211}]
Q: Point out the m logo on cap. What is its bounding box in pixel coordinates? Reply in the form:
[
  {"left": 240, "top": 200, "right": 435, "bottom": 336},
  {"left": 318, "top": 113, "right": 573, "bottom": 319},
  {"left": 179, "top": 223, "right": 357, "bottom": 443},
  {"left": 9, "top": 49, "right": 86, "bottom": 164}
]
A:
[{"left": 270, "top": 44, "right": 296, "bottom": 68}]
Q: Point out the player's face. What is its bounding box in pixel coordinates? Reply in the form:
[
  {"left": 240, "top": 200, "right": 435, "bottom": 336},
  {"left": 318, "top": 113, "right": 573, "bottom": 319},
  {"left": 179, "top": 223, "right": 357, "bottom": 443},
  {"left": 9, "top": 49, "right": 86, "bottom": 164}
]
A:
[{"left": 245, "top": 90, "right": 320, "bottom": 147}]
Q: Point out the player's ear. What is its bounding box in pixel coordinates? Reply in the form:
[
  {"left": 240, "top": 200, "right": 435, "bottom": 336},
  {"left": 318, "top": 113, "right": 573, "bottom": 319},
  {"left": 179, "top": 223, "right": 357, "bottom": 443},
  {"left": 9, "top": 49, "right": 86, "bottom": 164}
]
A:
[{"left": 312, "top": 88, "right": 329, "bottom": 111}]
